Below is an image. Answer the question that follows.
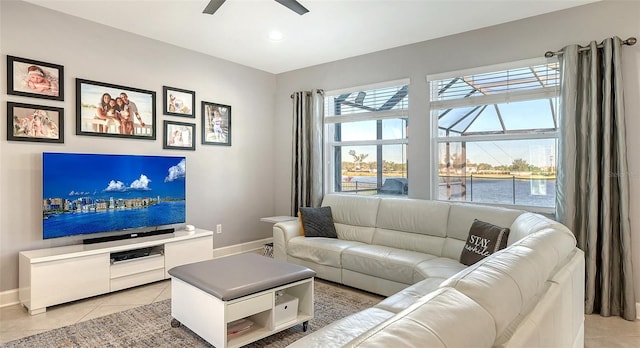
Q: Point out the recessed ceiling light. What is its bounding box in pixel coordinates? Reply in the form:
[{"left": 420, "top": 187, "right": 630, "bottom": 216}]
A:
[{"left": 269, "top": 31, "right": 284, "bottom": 42}]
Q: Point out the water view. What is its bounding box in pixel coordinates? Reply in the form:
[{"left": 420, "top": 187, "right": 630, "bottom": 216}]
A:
[
  {"left": 341, "top": 175, "right": 555, "bottom": 208},
  {"left": 439, "top": 177, "right": 555, "bottom": 208},
  {"left": 43, "top": 201, "right": 186, "bottom": 238}
]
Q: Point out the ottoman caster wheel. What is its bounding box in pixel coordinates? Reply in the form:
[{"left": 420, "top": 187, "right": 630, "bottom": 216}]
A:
[
  {"left": 302, "top": 321, "right": 309, "bottom": 332},
  {"left": 171, "top": 318, "right": 181, "bottom": 328}
]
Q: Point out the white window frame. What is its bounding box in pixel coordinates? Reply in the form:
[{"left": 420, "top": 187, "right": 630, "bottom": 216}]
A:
[
  {"left": 324, "top": 78, "right": 410, "bottom": 195},
  {"left": 427, "top": 58, "right": 558, "bottom": 213}
]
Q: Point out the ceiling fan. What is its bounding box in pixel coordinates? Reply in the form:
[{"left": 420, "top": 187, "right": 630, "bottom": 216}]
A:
[{"left": 203, "top": 0, "right": 309, "bottom": 15}]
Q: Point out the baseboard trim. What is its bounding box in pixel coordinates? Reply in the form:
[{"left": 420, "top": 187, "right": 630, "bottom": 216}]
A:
[
  {"left": 0, "top": 288, "right": 19, "bottom": 308},
  {"left": 212, "top": 237, "right": 273, "bottom": 258}
]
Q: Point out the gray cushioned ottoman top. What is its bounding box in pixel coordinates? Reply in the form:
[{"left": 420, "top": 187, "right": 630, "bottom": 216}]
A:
[{"left": 168, "top": 253, "right": 316, "bottom": 301}]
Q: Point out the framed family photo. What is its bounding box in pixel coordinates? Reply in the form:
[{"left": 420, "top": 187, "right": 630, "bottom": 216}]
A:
[
  {"left": 76, "top": 78, "right": 156, "bottom": 140},
  {"left": 163, "top": 121, "right": 195, "bottom": 150},
  {"left": 163, "top": 86, "right": 195, "bottom": 117},
  {"left": 7, "top": 55, "right": 64, "bottom": 101},
  {"left": 202, "top": 101, "right": 231, "bottom": 146},
  {"left": 7, "top": 102, "right": 64, "bottom": 143}
]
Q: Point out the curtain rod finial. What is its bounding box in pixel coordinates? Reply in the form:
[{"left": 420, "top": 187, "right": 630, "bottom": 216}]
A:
[
  {"left": 626, "top": 37, "right": 637, "bottom": 46},
  {"left": 544, "top": 51, "right": 555, "bottom": 58}
]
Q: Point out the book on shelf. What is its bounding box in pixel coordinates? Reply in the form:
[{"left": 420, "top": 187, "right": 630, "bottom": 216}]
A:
[{"left": 227, "top": 318, "right": 254, "bottom": 336}]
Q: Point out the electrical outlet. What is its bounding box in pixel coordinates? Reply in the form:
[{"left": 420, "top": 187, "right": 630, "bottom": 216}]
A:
[{"left": 216, "top": 224, "right": 222, "bottom": 234}]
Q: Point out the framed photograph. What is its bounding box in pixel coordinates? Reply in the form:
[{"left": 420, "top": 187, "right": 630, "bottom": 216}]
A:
[
  {"left": 76, "top": 78, "right": 156, "bottom": 140},
  {"left": 163, "top": 86, "right": 195, "bottom": 117},
  {"left": 163, "top": 120, "right": 195, "bottom": 150},
  {"left": 202, "top": 101, "right": 231, "bottom": 146},
  {"left": 7, "top": 102, "right": 64, "bottom": 143},
  {"left": 7, "top": 55, "right": 64, "bottom": 101}
]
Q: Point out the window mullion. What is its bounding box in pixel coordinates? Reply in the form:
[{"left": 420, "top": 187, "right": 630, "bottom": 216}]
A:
[
  {"left": 325, "top": 109, "right": 407, "bottom": 124},
  {"left": 330, "top": 139, "right": 408, "bottom": 147},
  {"left": 437, "top": 131, "right": 558, "bottom": 143},
  {"left": 430, "top": 86, "right": 558, "bottom": 110}
]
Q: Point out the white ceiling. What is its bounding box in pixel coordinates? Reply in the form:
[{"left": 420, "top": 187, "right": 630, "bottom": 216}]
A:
[{"left": 24, "top": 0, "right": 597, "bottom": 74}]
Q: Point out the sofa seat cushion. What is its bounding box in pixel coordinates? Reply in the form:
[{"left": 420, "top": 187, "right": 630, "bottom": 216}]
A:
[
  {"left": 375, "top": 277, "right": 445, "bottom": 314},
  {"left": 287, "top": 236, "right": 364, "bottom": 268},
  {"left": 287, "top": 307, "right": 395, "bottom": 348},
  {"left": 413, "top": 257, "right": 467, "bottom": 283},
  {"left": 342, "top": 245, "right": 436, "bottom": 284}
]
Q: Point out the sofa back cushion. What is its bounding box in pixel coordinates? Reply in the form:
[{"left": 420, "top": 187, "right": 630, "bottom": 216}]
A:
[
  {"left": 322, "top": 194, "right": 380, "bottom": 244},
  {"left": 442, "top": 203, "right": 523, "bottom": 260},
  {"left": 373, "top": 198, "right": 450, "bottom": 255},
  {"left": 508, "top": 212, "right": 567, "bottom": 245},
  {"left": 373, "top": 230, "right": 446, "bottom": 256},
  {"left": 347, "top": 287, "right": 497, "bottom": 348}
]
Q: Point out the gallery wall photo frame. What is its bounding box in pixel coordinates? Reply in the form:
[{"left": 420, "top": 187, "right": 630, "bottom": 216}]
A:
[
  {"left": 201, "top": 101, "right": 231, "bottom": 146},
  {"left": 163, "top": 120, "right": 196, "bottom": 151},
  {"left": 7, "top": 55, "right": 64, "bottom": 101},
  {"left": 76, "top": 78, "right": 156, "bottom": 140},
  {"left": 7, "top": 102, "right": 64, "bottom": 143},
  {"left": 163, "top": 86, "right": 196, "bottom": 117}
]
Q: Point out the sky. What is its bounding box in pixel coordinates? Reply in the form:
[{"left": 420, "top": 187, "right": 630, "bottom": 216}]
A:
[
  {"left": 442, "top": 139, "right": 556, "bottom": 168},
  {"left": 333, "top": 98, "right": 556, "bottom": 168},
  {"left": 43, "top": 153, "right": 186, "bottom": 199},
  {"left": 329, "top": 62, "right": 558, "bottom": 169}
]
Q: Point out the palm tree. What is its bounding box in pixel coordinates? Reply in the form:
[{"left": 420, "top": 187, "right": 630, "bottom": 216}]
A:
[{"left": 348, "top": 150, "right": 369, "bottom": 171}]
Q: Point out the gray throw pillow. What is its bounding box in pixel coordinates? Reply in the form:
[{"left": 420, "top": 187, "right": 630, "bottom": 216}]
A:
[
  {"left": 299, "top": 206, "right": 337, "bottom": 238},
  {"left": 460, "top": 219, "right": 510, "bottom": 266}
]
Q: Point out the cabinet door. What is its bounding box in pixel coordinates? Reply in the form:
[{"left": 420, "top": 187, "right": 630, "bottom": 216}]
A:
[
  {"left": 31, "top": 253, "right": 110, "bottom": 309},
  {"left": 164, "top": 236, "right": 213, "bottom": 277}
]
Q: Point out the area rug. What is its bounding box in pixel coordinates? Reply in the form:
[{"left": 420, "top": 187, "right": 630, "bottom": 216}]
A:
[{"left": 1, "top": 279, "right": 382, "bottom": 348}]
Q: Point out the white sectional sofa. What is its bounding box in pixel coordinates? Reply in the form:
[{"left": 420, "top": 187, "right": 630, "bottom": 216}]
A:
[{"left": 273, "top": 194, "right": 585, "bottom": 348}]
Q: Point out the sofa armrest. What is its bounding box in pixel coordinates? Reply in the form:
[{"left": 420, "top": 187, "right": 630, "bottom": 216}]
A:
[{"left": 273, "top": 220, "right": 301, "bottom": 261}]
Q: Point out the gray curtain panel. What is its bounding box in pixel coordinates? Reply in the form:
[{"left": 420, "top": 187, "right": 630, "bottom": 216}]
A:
[
  {"left": 555, "top": 37, "right": 636, "bottom": 320},
  {"left": 291, "top": 90, "right": 325, "bottom": 215}
]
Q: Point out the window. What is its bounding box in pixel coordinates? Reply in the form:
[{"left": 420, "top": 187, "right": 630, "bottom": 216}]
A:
[
  {"left": 429, "top": 59, "right": 559, "bottom": 210},
  {"left": 324, "top": 80, "right": 409, "bottom": 196}
]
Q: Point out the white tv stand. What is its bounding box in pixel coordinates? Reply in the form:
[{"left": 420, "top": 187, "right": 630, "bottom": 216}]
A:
[{"left": 19, "top": 229, "right": 213, "bottom": 315}]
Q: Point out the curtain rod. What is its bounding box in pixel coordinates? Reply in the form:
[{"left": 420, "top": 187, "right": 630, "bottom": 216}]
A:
[
  {"left": 290, "top": 90, "right": 325, "bottom": 99},
  {"left": 544, "top": 37, "right": 637, "bottom": 58}
]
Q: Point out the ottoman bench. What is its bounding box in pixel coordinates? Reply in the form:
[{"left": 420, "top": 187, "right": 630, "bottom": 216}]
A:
[{"left": 168, "top": 253, "right": 316, "bottom": 348}]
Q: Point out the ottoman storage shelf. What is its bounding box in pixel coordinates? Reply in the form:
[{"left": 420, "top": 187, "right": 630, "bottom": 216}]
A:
[
  {"left": 168, "top": 253, "right": 315, "bottom": 348},
  {"left": 274, "top": 293, "right": 298, "bottom": 326}
]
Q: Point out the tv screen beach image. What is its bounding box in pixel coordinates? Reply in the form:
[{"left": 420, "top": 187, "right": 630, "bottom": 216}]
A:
[{"left": 42, "top": 153, "right": 186, "bottom": 239}]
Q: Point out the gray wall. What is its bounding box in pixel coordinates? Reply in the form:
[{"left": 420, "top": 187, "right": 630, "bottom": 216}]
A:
[
  {"left": 273, "top": 1, "right": 640, "bottom": 302},
  {"left": 2, "top": 0, "right": 640, "bottom": 305},
  {"left": 0, "top": 1, "right": 277, "bottom": 292}
]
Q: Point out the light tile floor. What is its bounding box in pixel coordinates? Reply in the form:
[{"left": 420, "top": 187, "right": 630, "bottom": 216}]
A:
[
  {"left": 584, "top": 313, "right": 640, "bottom": 347},
  {"left": 0, "top": 280, "right": 171, "bottom": 344},
  {"left": 1, "top": 279, "right": 639, "bottom": 346}
]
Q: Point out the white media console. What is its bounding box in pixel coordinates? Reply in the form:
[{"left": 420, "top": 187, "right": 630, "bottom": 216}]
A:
[{"left": 19, "top": 229, "right": 213, "bottom": 315}]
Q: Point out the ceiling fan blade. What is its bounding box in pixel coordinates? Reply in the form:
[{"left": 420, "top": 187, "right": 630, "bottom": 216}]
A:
[
  {"left": 203, "top": 0, "right": 226, "bottom": 14},
  {"left": 274, "top": 0, "right": 309, "bottom": 15}
]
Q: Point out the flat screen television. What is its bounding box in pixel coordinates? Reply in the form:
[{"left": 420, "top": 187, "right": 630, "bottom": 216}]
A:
[{"left": 42, "top": 152, "right": 186, "bottom": 240}]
